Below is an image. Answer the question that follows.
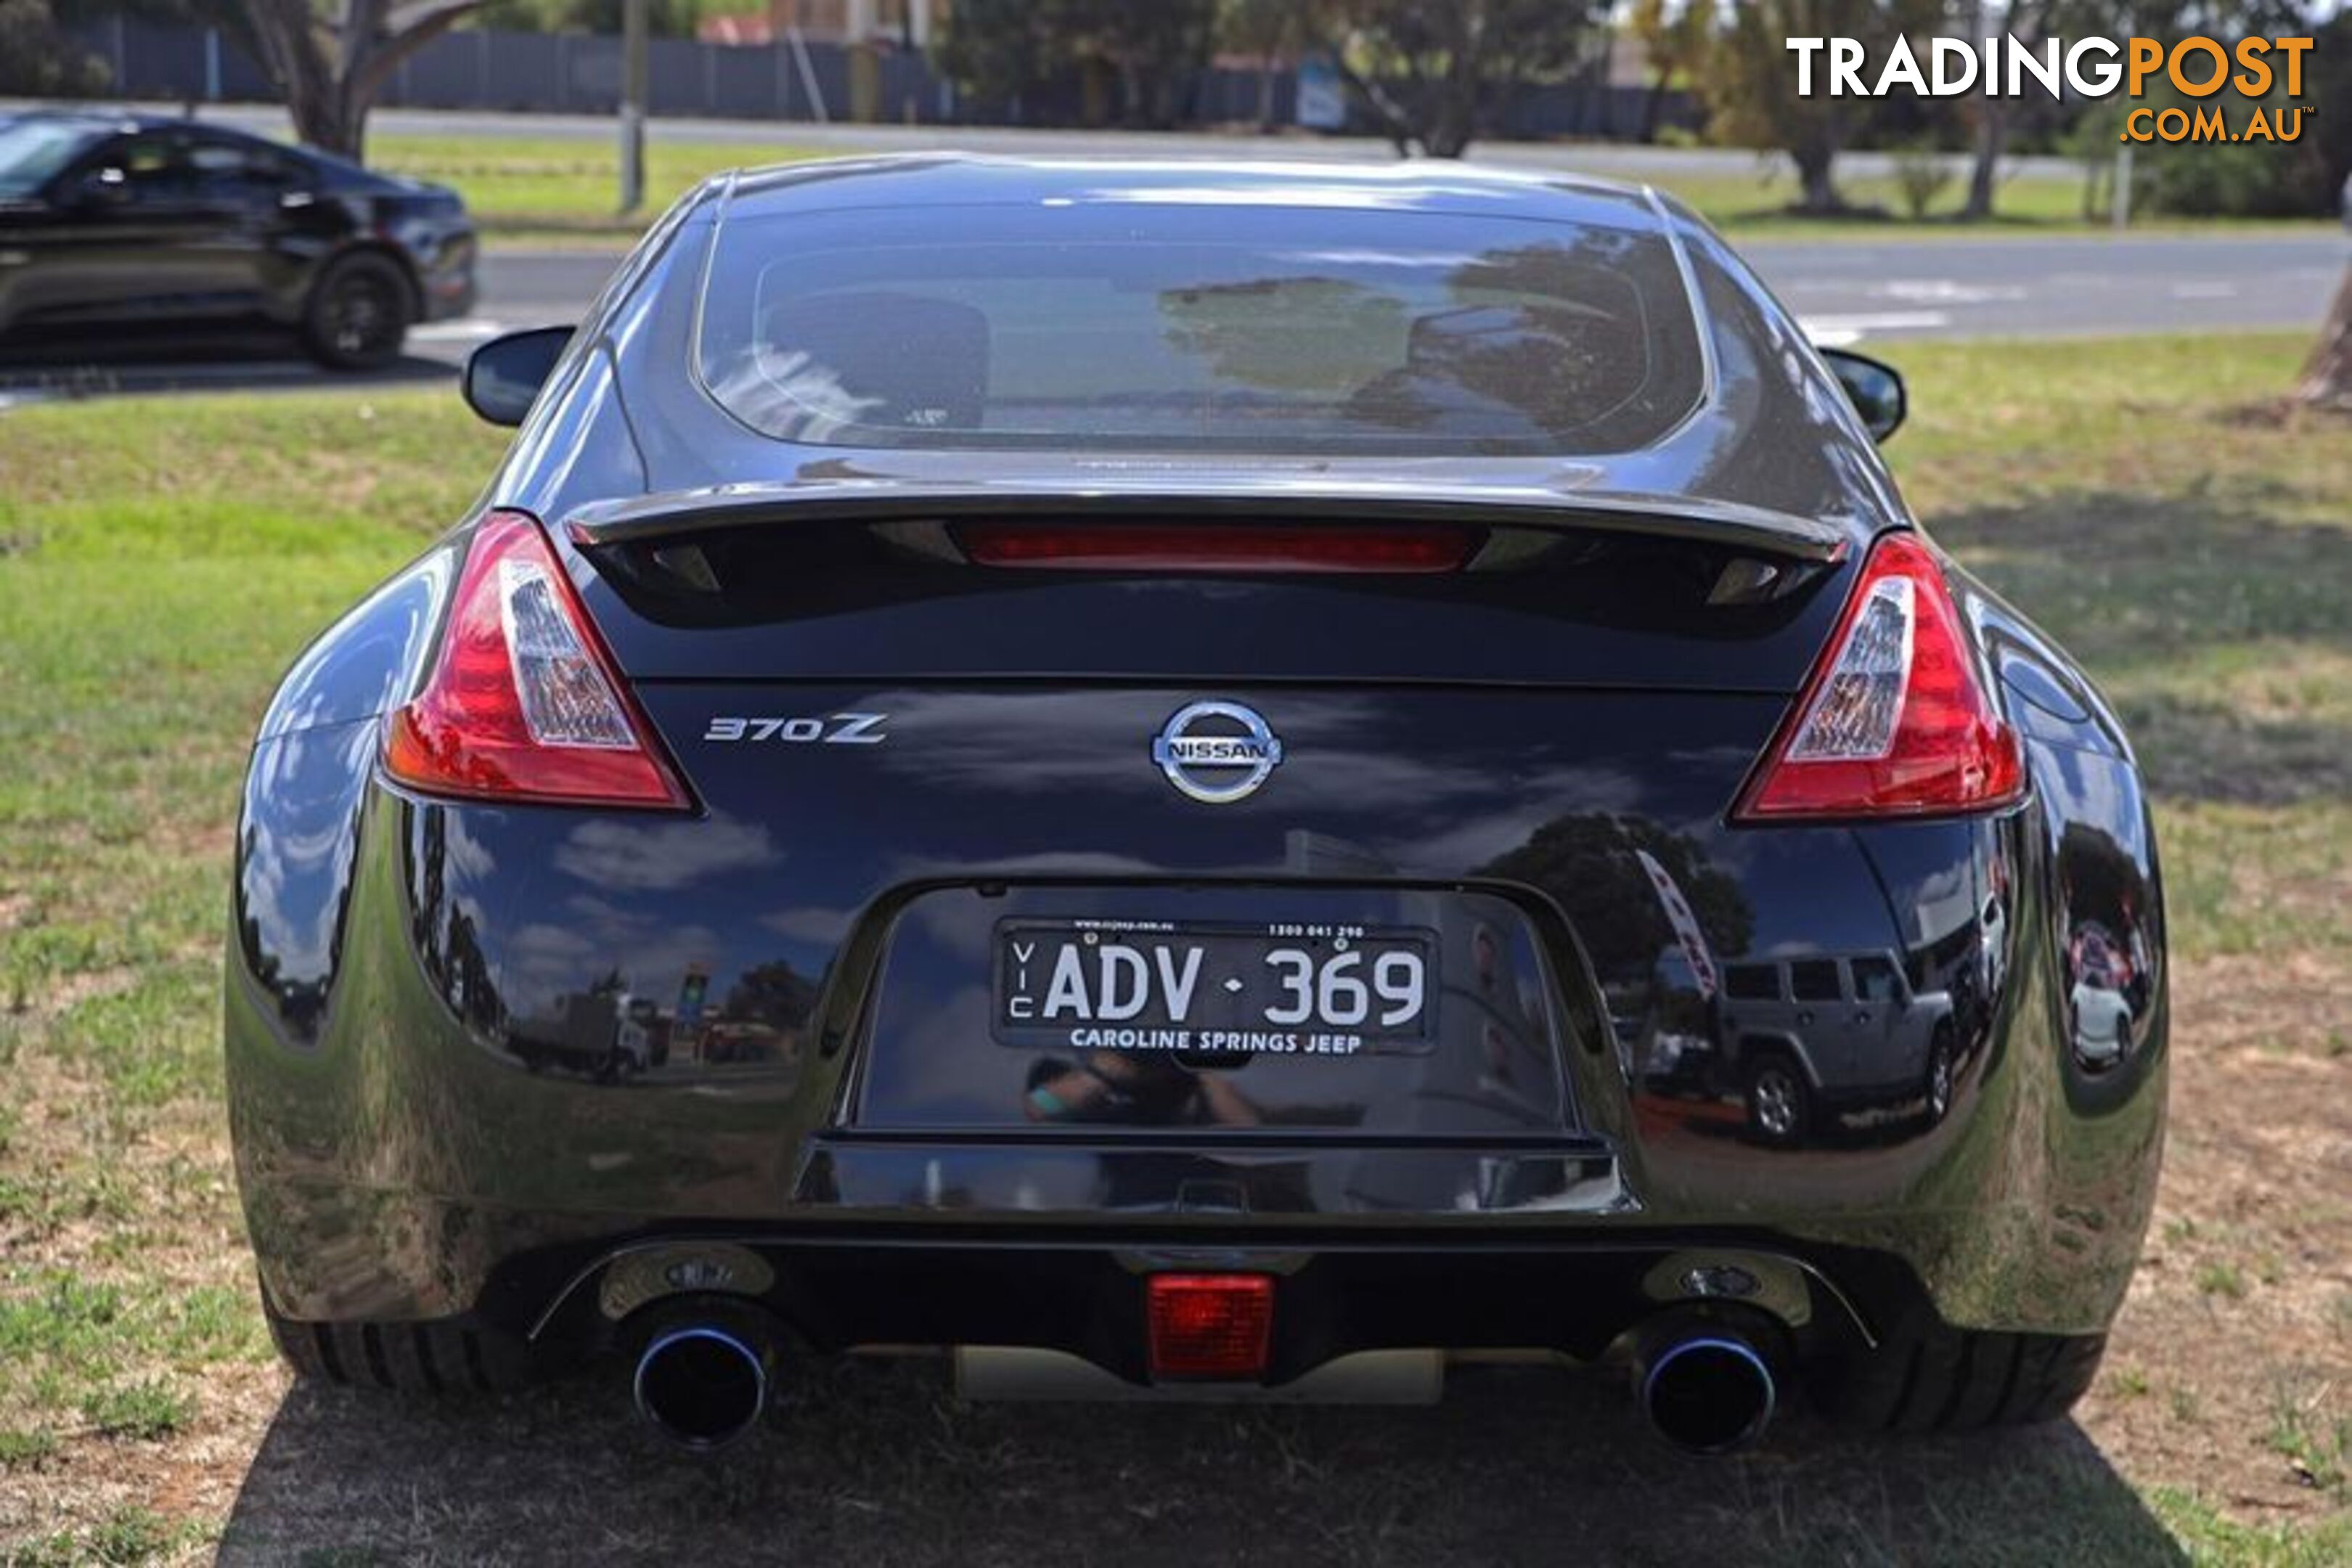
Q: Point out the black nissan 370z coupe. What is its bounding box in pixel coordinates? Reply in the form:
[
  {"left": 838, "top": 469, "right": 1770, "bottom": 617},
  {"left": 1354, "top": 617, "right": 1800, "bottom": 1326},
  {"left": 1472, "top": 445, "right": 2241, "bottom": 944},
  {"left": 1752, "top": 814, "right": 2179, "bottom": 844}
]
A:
[{"left": 228, "top": 157, "right": 2165, "bottom": 1453}]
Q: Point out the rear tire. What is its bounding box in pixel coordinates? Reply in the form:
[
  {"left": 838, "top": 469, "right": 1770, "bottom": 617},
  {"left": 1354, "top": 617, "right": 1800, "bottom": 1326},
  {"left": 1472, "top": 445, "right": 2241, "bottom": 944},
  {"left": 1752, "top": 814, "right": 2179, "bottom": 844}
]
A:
[
  {"left": 303, "top": 251, "right": 411, "bottom": 370},
  {"left": 1817, "top": 1309, "right": 2107, "bottom": 1432},
  {"left": 264, "top": 1291, "right": 540, "bottom": 1395},
  {"left": 1743, "top": 1053, "right": 1811, "bottom": 1147},
  {"left": 1923, "top": 1029, "right": 1957, "bottom": 1124}
]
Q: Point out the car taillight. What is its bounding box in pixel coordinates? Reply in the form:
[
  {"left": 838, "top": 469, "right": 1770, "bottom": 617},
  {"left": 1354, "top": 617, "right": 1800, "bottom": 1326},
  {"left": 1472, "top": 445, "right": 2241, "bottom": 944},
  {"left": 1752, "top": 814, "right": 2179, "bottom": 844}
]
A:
[
  {"left": 954, "top": 521, "right": 1476, "bottom": 573},
  {"left": 1146, "top": 1273, "right": 1275, "bottom": 1380},
  {"left": 1734, "top": 531, "right": 2024, "bottom": 822},
  {"left": 384, "top": 510, "right": 689, "bottom": 809}
]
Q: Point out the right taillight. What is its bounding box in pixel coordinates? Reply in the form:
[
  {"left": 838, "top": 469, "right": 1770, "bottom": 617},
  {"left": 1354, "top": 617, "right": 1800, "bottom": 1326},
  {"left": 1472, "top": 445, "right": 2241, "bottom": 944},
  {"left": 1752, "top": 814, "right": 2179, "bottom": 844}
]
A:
[
  {"left": 1734, "top": 531, "right": 2024, "bottom": 822},
  {"left": 383, "top": 510, "right": 689, "bottom": 810}
]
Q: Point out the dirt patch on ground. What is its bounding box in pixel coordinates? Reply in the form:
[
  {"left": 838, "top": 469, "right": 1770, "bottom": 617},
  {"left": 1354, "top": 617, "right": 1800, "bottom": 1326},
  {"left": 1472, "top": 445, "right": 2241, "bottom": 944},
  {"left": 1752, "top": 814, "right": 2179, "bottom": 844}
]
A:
[
  {"left": 2216, "top": 399, "right": 2352, "bottom": 432},
  {"left": 2080, "top": 955, "right": 2352, "bottom": 1521}
]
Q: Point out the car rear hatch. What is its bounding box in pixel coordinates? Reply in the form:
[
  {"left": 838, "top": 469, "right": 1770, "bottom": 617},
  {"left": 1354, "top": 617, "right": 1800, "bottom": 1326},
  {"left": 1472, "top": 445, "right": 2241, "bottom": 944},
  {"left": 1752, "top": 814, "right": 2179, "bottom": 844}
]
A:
[{"left": 544, "top": 495, "right": 1854, "bottom": 1202}]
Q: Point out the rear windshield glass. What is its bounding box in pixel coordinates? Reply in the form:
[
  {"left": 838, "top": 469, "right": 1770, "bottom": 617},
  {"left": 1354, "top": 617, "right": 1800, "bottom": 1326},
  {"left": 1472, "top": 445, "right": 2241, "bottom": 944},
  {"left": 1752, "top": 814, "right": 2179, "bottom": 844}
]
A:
[{"left": 694, "top": 202, "right": 1706, "bottom": 456}]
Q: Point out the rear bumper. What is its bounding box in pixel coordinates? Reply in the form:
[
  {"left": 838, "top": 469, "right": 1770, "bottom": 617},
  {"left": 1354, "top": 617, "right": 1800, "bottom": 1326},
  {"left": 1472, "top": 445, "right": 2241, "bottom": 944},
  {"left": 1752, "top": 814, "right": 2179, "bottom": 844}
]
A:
[
  {"left": 261, "top": 1202, "right": 1911, "bottom": 1384},
  {"left": 229, "top": 730, "right": 2168, "bottom": 1355}
]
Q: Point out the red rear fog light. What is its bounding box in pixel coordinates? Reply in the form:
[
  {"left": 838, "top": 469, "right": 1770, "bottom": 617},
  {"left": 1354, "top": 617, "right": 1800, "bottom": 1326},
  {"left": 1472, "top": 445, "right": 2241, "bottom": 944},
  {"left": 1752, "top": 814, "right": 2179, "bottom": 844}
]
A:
[{"left": 1146, "top": 1273, "right": 1275, "bottom": 1380}]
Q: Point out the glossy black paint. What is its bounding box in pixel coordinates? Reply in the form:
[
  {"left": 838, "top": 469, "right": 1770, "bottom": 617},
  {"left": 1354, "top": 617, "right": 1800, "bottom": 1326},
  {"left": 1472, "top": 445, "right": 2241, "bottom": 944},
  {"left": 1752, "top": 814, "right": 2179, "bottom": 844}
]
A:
[
  {"left": 0, "top": 112, "right": 473, "bottom": 349},
  {"left": 226, "top": 158, "right": 2165, "bottom": 1391}
]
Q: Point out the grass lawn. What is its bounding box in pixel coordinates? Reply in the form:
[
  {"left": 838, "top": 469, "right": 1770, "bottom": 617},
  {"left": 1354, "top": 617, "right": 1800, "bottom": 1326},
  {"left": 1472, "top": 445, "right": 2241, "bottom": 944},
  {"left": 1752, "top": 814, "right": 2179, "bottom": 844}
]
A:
[
  {"left": 370, "top": 131, "right": 834, "bottom": 232},
  {"left": 1, "top": 337, "right": 2348, "bottom": 1561},
  {"left": 363, "top": 131, "right": 2339, "bottom": 248}
]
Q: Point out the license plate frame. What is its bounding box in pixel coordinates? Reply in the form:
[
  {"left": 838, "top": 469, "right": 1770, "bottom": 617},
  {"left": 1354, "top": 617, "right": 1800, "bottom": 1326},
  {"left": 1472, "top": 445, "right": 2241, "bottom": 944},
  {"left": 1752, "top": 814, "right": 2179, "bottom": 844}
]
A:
[{"left": 990, "top": 918, "right": 1438, "bottom": 1056}]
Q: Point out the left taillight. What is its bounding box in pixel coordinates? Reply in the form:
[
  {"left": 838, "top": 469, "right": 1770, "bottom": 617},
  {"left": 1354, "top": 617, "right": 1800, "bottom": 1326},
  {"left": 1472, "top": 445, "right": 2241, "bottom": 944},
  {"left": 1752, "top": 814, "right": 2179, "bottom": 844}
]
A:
[{"left": 384, "top": 510, "right": 690, "bottom": 810}]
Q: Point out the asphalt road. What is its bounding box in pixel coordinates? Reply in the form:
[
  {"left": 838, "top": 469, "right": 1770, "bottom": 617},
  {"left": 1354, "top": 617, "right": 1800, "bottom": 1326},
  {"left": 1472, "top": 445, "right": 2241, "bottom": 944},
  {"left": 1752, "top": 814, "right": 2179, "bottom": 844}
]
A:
[
  {"left": 184, "top": 102, "right": 2091, "bottom": 182},
  {"left": 0, "top": 105, "right": 2340, "bottom": 400},
  {"left": 17, "top": 98, "right": 2094, "bottom": 187},
  {"left": 450, "top": 230, "right": 2344, "bottom": 350},
  {"left": 5, "top": 228, "right": 2333, "bottom": 405},
  {"left": 433, "top": 226, "right": 2345, "bottom": 380}
]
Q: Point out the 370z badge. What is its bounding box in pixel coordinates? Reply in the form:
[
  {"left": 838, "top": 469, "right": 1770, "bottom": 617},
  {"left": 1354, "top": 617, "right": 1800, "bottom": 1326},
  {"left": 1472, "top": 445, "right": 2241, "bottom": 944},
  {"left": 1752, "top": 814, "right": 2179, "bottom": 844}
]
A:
[
  {"left": 703, "top": 713, "right": 887, "bottom": 744},
  {"left": 1152, "top": 701, "right": 1283, "bottom": 804}
]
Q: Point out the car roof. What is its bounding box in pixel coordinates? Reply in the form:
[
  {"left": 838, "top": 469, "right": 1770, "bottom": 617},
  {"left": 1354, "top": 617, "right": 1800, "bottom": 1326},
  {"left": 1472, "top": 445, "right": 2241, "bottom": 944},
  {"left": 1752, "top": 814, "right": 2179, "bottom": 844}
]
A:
[
  {"left": 4, "top": 110, "right": 413, "bottom": 188},
  {"left": 6, "top": 109, "right": 315, "bottom": 151},
  {"left": 710, "top": 153, "right": 1671, "bottom": 232},
  {"left": 9, "top": 108, "right": 202, "bottom": 133}
]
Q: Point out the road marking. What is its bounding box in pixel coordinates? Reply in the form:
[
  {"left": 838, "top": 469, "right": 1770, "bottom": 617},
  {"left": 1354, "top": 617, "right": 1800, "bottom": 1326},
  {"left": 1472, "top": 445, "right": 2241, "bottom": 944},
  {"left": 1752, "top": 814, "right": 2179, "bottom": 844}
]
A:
[
  {"left": 1801, "top": 311, "right": 1953, "bottom": 343},
  {"left": 1877, "top": 279, "right": 2028, "bottom": 304},
  {"left": 412, "top": 319, "right": 509, "bottom": 343}
]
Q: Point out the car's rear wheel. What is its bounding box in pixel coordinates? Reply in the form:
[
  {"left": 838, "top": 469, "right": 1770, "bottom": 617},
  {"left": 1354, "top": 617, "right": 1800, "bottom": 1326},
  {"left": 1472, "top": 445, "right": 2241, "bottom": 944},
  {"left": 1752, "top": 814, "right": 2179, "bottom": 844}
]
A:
[
  {"left": 303, "top": 252, "right": 411, "bottom": 370},
  {"left": 1924, "top": 1029, "right": 1957, "bottom": 1124},
  {"left": 1743, "top": 1053, "right": 1810, "bottom": 1146},
  {"left": 264, "top": 1290, "right": 540, "bottom": 1395},
  {"left": 1818, "top": 1308, "right": 2107, "bottom": 1432}
]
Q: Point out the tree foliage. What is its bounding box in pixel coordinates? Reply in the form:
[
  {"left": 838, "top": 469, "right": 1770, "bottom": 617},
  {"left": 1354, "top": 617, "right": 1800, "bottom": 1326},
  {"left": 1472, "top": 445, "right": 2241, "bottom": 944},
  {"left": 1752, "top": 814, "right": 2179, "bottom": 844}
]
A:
[
  {"left": 1325, "top": 0, "right": 1601, "bottom": 158},
  {"left": 1956, "top": 0, "right": 2314, "bottom": 221},
  {"left": 1697, "top": 0, "right": 1942, "bottom": 215},
  {"left": 950, "top": 0, "right": 1600, "bottom": 153},
  {"left": 2067, "top": 10, "right": 2349, "bottom": 225},
  {"left": 1216, "top": 0, "right": 1314, "bottom": 126},
  {"left": 475, "top": 0, "right": 699, "bottom": 38},
  {"left": 1625, "top": 0, "right": 1710, "bottom": 143},
  {"left": 723, "top": 960, "right": 817, "bottom": 1032},
  {"left": 942, "top": 0, "right": 1216, "bottom": 127},
  {"left": 0, "top": 0, "right": 108, "bottom": 95}
]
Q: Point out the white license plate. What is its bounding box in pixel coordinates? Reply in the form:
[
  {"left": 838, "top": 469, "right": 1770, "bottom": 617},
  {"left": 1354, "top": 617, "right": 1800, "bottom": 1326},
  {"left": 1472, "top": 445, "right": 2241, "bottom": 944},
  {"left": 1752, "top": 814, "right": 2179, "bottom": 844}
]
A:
[{"left": 992, "top": 920, "right": 1435, "bottom": 1055}]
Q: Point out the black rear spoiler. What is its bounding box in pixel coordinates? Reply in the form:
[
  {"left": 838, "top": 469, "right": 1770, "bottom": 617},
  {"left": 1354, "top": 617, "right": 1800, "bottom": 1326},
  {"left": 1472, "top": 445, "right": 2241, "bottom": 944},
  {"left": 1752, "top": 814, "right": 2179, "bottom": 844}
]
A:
[{"left": 561, "top": 476, "right": 1853, "bottom": 564}]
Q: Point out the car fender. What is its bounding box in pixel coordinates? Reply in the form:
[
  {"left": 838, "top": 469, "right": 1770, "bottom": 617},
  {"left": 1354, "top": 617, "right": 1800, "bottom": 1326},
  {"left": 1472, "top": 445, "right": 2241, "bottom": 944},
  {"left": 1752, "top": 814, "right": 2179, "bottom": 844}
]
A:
[
  {"left": 1731, "top": 1032, "right": 1820, "bottom": 1089},
  {"left": 255, "top": 541, "right": 458, "bottom": 743}
]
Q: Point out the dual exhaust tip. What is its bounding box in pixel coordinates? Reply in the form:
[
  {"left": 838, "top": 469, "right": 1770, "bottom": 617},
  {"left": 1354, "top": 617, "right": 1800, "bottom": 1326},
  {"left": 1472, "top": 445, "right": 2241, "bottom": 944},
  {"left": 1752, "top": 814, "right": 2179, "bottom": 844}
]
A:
[
  {"left": 633, "top": 1320, "right": 772, "bottom": 1451},
  {"left": 1633, "top": 1324, "right": 1779, "bottom": 1455},
  {"left": 631, "top": 1307, "right": 1779, "bottom": 1457}
]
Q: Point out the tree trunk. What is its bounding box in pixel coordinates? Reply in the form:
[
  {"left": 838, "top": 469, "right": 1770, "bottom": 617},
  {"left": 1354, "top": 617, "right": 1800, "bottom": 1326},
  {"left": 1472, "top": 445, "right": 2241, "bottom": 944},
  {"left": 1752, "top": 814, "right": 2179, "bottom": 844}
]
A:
[
  {"left": 1962, "top": 98, "right": 2009, "bottom": 221},
  {"left": 1424, "top": 26, "right": 1483, "bottom": 159},
  {"left": 2295, "top": 264, "right": 2352, "bottom": 411},
  {"left": 1792, "top": 139, "right": 1843, "bottom": 215},
  {"left": 285, "top": 83, "right": 353, "bottom": 159},
  {"left": 1967, "top": 3, "right": 2043, "bottom": 222},
  {"left": 1332, "top": 54, "right": 1422, "bottom": 156},
  {"left": 1640, "top": 73, "right": 1669, "bottom": 144},
  {"left": 245, "top": 0, "right": 485, "bottom": 161},
  {"left": 1424, "top": 70, "right": 1477, "bottom": 158},
  {"left": 1257, "top": 52, "right": 1275, "bottom": 132},
  {"left": 1423, "top": 120, "right": 1474, "bottom": 158}
]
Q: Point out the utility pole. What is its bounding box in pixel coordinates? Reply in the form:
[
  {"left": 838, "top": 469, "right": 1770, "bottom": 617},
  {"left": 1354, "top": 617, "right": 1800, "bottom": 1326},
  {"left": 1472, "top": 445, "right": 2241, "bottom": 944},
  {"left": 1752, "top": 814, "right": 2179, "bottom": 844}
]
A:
[
  {"left": 620, "top": 0, "right": 648, "bottom": 215},
  {"left": 2110, "top": 7, "right": 2132, "bottom": 232}
]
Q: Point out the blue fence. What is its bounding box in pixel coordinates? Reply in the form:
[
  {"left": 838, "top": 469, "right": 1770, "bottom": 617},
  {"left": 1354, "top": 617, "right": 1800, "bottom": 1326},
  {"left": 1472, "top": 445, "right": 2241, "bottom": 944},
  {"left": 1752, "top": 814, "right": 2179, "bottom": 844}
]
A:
[{"left": 62, "top": 19, "right": 1692, "bottom": 139}]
